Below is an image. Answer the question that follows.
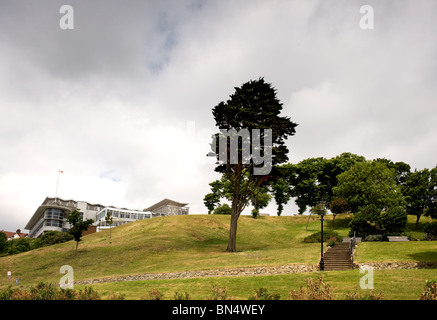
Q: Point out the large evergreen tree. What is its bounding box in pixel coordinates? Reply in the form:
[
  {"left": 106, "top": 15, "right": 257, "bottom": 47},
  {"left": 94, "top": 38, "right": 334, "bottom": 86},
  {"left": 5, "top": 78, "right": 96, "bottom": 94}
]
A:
[{"left": 209, "top": 78, "right": 297, "bottom": 252}]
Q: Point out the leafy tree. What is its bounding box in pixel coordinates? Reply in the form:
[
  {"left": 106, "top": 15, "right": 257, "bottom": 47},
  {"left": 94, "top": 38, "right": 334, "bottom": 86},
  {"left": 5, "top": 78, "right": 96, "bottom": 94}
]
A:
[
  {"left": 333, "top": 160, "right": 405, "bottom": 214},
  {"left": 286, "top": 153, "right": 365, "bottom": 215},
  {"left": 329, "top": 197, "right": 349, "bottom": 228},
  {"left": 374, "top": 158, "right": 411, "bottom": 186},
  {"left": 0, "top": 232, "right": 8, "bottom": 253},
  {"left": 288, "top": 157, "right": 326, "bottom": 214},
  {"left": 67, "top": 210, "right": 94, "bottom": 256},
  {"left": 403, "top": 168, "right": 437, "bottom": 228},
  {"left": 271, "top": 175, "right": 291, "bottom": 216},
  {"left": 209, "top": 78, "right": 297, "bottom": 252},
  {"left": 249, "top": 185, "right": 271, "bottom": 218},
  {"left": 203, "top": 180, "right": 223, "bottom": 214}
]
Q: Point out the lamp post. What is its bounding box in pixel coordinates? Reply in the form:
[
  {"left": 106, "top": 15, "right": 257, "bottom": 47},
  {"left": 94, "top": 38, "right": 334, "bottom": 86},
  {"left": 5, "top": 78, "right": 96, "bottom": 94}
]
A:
[{"left": 319, "top": 201, "right": 326, "bottom": 271}]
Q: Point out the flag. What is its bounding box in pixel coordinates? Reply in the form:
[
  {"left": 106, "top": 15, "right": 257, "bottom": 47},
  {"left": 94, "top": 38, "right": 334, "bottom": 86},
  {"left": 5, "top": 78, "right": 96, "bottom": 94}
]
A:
[{"left": 59, "top": 170, "right": 64, "bottom": 173}]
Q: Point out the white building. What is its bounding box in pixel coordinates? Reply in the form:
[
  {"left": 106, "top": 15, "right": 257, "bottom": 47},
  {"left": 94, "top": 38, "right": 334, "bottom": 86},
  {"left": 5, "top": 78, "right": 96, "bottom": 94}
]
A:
[{"left": 25, "top": 197, "right": 189, "bottom": 238}]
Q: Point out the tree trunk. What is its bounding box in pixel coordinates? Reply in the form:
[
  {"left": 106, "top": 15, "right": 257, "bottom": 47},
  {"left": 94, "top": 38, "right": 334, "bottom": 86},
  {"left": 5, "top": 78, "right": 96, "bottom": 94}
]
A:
[
  {"left": 75, "top": 241, "right": 79, "bottom": 257},
  {"left": 226, "top": 213, "right": 239, "bottom": 252},
  {"left": 416, "top": 214, "right": 420, "bottom": 230},
  {"left": 305, "top": 212, "right": 312, "bottom": 231}
]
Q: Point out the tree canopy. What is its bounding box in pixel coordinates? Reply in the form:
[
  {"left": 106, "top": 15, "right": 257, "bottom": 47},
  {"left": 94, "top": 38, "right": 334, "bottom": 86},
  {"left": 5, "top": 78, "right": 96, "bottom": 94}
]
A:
[{"left": 209, "top": 78, "right": 297, "bottom": 252}]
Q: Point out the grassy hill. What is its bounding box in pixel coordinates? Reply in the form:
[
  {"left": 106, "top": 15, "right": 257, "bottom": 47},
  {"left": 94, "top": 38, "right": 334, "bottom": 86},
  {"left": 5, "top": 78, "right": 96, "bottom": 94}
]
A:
[{"left": 0, "top": 214, "right": 436, "bottom": 299}]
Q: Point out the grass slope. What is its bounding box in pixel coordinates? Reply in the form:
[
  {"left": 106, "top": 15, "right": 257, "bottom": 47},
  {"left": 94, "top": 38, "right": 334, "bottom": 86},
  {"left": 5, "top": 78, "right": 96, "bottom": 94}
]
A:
[
  {"left": 0, "top": 214, "right": 436, "bottom": 299},
  {"left": 0, "top": 214, "right": 346, "bottom": 287}
]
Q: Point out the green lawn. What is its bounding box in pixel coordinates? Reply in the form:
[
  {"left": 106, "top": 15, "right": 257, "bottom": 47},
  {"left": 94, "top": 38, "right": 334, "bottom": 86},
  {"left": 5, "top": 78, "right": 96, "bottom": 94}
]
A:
[
  {"left": 77, "top": 269, "right": 437, "bottom": 300},
  {"left": 0, "top": 214, "right": 347, "bottom": 287},
  {"left": 1, "top": 213, "right": 436, "bottom": 300}
]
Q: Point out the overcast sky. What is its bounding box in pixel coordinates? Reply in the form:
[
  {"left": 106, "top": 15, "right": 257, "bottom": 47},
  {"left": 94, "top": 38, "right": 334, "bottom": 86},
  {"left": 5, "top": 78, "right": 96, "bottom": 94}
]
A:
[{"left": 1, "top": 0, "right": 436, "bottom": 232}]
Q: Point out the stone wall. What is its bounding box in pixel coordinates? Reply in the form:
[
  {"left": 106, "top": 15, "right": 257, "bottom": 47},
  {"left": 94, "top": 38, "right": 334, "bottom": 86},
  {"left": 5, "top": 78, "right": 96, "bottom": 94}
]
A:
[
  {"left": 354, "top": 262, "right": 437, "bottom": 270},
  {"left": 76, "top": 264, "right": 317, "bottom": 285}
]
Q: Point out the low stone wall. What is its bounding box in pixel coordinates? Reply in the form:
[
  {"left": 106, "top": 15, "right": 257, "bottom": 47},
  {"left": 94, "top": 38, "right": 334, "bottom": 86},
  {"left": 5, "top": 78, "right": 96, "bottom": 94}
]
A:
[
  {"left": 354, "top": 262, "right": 437, "bottom": 270},
  {"left": 76, "top": 264, "right": 317, "bottom": 285}
]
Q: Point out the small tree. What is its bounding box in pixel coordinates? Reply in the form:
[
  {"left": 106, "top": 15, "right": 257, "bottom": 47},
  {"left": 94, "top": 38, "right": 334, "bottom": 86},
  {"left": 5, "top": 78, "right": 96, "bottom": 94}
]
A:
[
  {"left": 67, "top": 210, "right": 94, "bottom": 256},
  {"left": 105, "top": 211, "right": 114, "bottom": 240},
  {"left": 329, "top": 197, "right": 349, "bottom": 228}
]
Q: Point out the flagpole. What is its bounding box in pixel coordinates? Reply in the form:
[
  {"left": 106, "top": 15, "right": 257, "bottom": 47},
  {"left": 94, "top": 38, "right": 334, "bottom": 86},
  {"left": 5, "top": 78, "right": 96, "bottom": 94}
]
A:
[{"left": 55, "top": 170, "right": 63, "bottom": 204}]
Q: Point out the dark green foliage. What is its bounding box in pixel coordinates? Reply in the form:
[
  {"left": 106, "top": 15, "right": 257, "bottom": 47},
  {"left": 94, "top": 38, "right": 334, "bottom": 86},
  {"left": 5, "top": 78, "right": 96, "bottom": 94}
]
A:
[
  {"left": 334, "top": 161, "right": 405, "bottom": 214},
  {"left": 213, "top": 204, "right": 232, "bottom": 215},
  {"left": 363, "top": 234, "right": 383, "bottom": 242},
  {"left": 423, "top": 222, "right": 437, "bottom": 240},
  {"left": 39, "top": 231, "right": 74, "bottom": 247},
  {"left": 248, "top": 287, "right": 281, "bottom": 300},
  {"left": 348, "top": 205, "right": 408, "bottom": 238},
  {"left": 303, "top": 230, "right": 341, "bottom": 243},
  {"left": 8, "top": 237, "right": 31, "bottom": 255},
  {"left": 67, "top": 209, "right": 94, "bottom": 256},
  {"left": 379, "top": 206, "right": 408, "bottom": 236},
  {"left": 348, "top": 205, "right": 381, "bottom": 237},
  {"left": 0, "top": 232, "right": 8, "bottom": 253},
  {"left": 210, "top": 78, "right": 297, "bottom": 252},
  {"left": 403, "top": 168, "right": 437, "bottom": 227},
  {"left": 284, "top": 153, "right": 365, "bottom": 215}
]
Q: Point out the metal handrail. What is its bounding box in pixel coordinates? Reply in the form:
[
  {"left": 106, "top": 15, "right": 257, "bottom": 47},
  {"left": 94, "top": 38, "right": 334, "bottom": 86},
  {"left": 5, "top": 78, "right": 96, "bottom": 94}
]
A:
[{"left": 349, "top": 231, "right": 356, "bottom": 257}]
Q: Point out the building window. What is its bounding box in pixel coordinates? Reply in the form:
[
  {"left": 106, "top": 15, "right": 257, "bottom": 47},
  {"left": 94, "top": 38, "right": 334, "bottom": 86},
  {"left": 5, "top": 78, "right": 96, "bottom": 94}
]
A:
[{"left": 45, "top": 208, "right": 65, "bottom": 220}]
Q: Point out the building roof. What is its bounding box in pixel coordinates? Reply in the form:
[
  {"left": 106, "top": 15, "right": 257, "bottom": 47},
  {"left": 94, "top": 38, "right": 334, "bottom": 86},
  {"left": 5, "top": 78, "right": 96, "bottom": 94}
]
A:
[
  {"left": 143, "top": 198, "right": 188, "bottom": 212},
  {"left": 1, "top": 231, "right": 28, "bottom": 238}
]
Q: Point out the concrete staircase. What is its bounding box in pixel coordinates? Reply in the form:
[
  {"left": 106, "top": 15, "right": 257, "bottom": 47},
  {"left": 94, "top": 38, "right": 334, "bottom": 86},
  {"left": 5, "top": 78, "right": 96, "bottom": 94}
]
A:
[{"left": 322, "top": 242, "right": 354, "bottom": 271}]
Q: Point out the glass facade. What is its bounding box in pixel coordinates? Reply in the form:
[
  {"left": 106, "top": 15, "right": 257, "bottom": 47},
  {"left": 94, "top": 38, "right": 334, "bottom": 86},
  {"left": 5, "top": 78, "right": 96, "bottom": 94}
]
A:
[{"left": 45, "top": 208, "right": 65, "bottom": 220}]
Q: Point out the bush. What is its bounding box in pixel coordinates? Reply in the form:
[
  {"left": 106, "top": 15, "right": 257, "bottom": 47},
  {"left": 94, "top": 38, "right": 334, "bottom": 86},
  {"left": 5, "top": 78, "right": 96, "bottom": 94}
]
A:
[
  {"left": 363, "top": 234, "right": 383, "bottom": 242},
  {"left": 251, "top": 208, "right": 259, "bottom": 218},
  {"left": 248, "top": 288, "right": 280, "bottom": 300},
  {"left": 348, "top": 205, "right": 380, "bottom": 237},
  {"left": 345, "top": 290, "right": 385, "bottom": 300},
  {"left": 289, "top": 277, "right": 334, "bottom": 300},
  {"left": 207, "top": 286, "right": 232, "bottom": 300},
  {"left": 423, "top": 222, "right": 437, "bottom": 240},
  {"left": 173, "top": 291, "right": 191, "bottom": 300},
  {"left": 0, "top": 282, "right": 102, "bottom": 300},
  {"left": 142, "top": 289, "right": 164, "bottom": 300},
  {"left": 419, "top": 278, "right": 437, "bottom": 300},
  {"left": 379, "top": 206, "right": 408, "bottom": 236},
  {"left": 303, "top": 230, "right": 341, "bottom": 243},
  {"left": 213, "top": 204, "right": 232, "bottom": 215},
  {"left": 39, "top": 231, "right": 74, "bottom": 247},
  {"left": 349, "top": 205, "right": 407, "bottom": 238}
]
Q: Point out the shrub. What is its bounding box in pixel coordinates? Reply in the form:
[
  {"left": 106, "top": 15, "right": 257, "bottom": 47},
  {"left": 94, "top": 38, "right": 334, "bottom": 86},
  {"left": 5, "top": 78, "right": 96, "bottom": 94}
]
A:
[
  {"left": 363, "top": 234, "right": 383, "bottom": 242},
  {"left": 213, "top": 204, "right": 232, "bottom": 215},
  {"left": 0, "top": 282, "right": 102, "bottom": 300},
  {"left": 345, "top": 290, "right": 385, "bottom": 300},
  {"left": 423, "top": 222, "right": 437, "bottom": 240},
  {"left": 142, "top": 289, "right": 164, "bottom": 300},
  {"left": 174, "top": 291, "right": 191, "bottom": 300},
  {"left": 289, "top": 277, "right": 334, "bottom": 300},
  {"left": 379, "top": 206, "right": 408, "bottom": 236},
  {"left": 303, "top": 230, "right": 341, "bottom": 243},
  {"left": 419, "top": 278, "right": 437, "bottom": 300},
  {"left": 248, "top": 287, "right": 280, "bottom": 300},
  {"left": 207, "top": 285, "right": 232, "bottom": 300},
  {"left": 39, "top": 231, "right": 74, "bottom": 247},
  {"left": 348, "top": 205, "right": 380, "bottom": 237},
  {"left": 251, "top": 208, "right": 259, "bottom": 219},
  {"left": 107, "top": 292, "right": 126, "bottom": 300}
]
